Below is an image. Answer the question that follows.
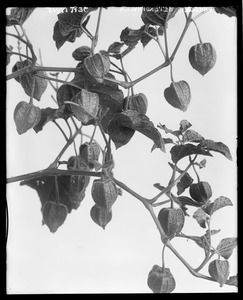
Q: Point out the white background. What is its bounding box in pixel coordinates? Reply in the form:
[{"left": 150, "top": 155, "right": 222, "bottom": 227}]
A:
[{"left": 6, "top": 7, "right": 237, "bottom": 293}]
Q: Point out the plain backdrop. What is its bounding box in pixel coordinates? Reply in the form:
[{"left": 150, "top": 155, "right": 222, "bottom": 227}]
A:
[{"left": 6, "top": 7, "right": 237, "bottom": 293}]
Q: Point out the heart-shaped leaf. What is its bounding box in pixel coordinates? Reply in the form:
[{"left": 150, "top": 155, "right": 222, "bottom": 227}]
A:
[
  {"left": 53, "top": 7, "right": 97, "bottom": 49},
  {"left": 203, "top": 196, "right": 233, "bottom": 216},
  {"left": 7, "top": 7, "right": 35, "bottom": 26},
  {"left": 108, "top": 110, "right": 165, "bottom": 151},
  {"left": 193, "top": 208, "right": 209, "bottom": 228},
  {"left": 200, "top": 139, "right": 232, "bottom": 160},
  {"left": 170, "top": 143, "right": 213, "bottom": 164},
  {"left": 141, "top": 7, "right": 179, "bottom": 27},
  {"left": 183, "top": 129, "right": 205, "bottom": 143},
  {"left": 189, "top": 43, "right": 217, "bottom": 75},
  {"left": 164, "top": 81, "right": 191, "bottom": 111},
  {"left": 12, "top": 60, "right": 47, "bottom": 101},
  {"left": 69, "top": 89, "right": 99, "bottom": 124},
  {"left": 42, "top": 201, "right": 68, "bottom": 233},
  {"left": 120, "top": 26, "right": 144, "bottom": 47},
  {"left": 216, "top": 237, "right": 237, "bottom": 259},
  {"left": 14, "top": 101, "right": 41, "bottom": 135}
]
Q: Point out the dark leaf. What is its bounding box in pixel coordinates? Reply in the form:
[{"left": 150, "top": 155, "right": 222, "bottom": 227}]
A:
[
  {"left": 179, "top": 119, "right": 192, "bottom": 133},
  {"left": 204, "top": 196, "right": 233, "bottom": 216},
  {"left": 183, "top": 129, "right": 204, "bottom": 143},
  {"left": 42, "top": 201, "right": 68, "bottom": 233},
  {"left": 6, "top": 7, "right": 35, "bottom": 26},
  {"left": 108, "top": 110, "right": 165, "bottom": 151},
  {"left": 193, "top": 208, "right": 209, "bottom": 228},
  {"left": 177, "top": 196, "right": 202, "bottom": 207},
  {"left": 6, "top": 45, "right": 13, "bottom": 65},
  {"left": 72, "top": 46, "right": 91, "bottom": 61},
  {"left": 12, "top": 60, "right": 47, "bottom": 101},
  {"left": 53, "top": 7, "right": 97, "bottom": 49},
  {"left": 90, "top": 204, "right": 112, "bottom": 229},
  {"left": 170, "top": 143, "right": 213, "bottom": 164},
  {"left": 20, "top": 174, "right": 83, "bottom": 213},
  {"left": 141, "top": 7, "right": 179, "bottom": 27},
  {"left": 177, "top": 172, "right": 194, "bottom": 195},
  {"left": 226, "top": 275, "right": 238, "bottom": 287},
  {"left": 120, "top": 26, "right": 144, "bottom": 47},
  {"left": 140, "top": 26, "right": 156, "bottom": 48},
  {"left": 33, "top": 106, "right": 70, "bottom": 133},
  {"left": 200, "top": 139, "right": 232, "bottom": 160},
  {"left": 214, "top": 7, "right": 237, "bottom": 17},
  {"left": 216, "top": 237, "right": 237, "bottom": 259},
  {"left": 108, "top": 42, "right": 124, "bottom": 54},
  {"left": 14, "top": 101, "right": 41, "bottom": 135},
  {"left": 157, "top": 123, "right": 181, "bottom": 137},
  {"left": 69, "top": 89, "right": 99, "bottom": 124}
]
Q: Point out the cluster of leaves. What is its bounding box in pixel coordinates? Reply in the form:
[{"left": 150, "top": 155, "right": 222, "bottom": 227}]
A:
[
  {"left": 6, "top": 6, "right": 237, "bottom": 293},
  {"left": 147, "top": 119, "right": 237, "bottom": 292}
]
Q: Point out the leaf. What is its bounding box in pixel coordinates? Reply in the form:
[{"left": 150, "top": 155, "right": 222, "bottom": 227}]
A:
[
  {"left": 177, "top": 196, "right": 202, "bottom": 207},
  {"left": 6, "top": 7, "right": 35, "bottom": 26},
  {"left": 53, "top": 7, "right": 97, "bottom": 49},
  {"left": 108, "top": 110, "right": 165, "bottom": 151},
  {"left": 226, "top": 275, "right": 238, "bottom": 287},
  {"left": 69, "top": 89, "right": 99, "bottom": 124},
  {"left": 157, "top": 123, "right": 181, "bottom": 137},
  {"left": 20, "top": 174, "right": 84, "bottom": 213},
  {"left": 140, "top": 26, "right": 156, "bottom": 48},
  {"left": 164, "top": 80, "right": 191, "bottom": 112},
  {"left": 214, "top": 7, "right": 237, "bottom": 18},
  {"left": 33, "top": 106, "right": 71, "bottom": 133},
  {"left": 141, "top": 7, "right": 179, "bottom": 27},
  {"left": 193, "top": 208, "right": 209, "bottom": 228},
  {"left": 208, "top": 259, "right": 230, "bottom": 287},
  {"left": 12, "top": 60, "right": 47, "bottom": 101},
  {"left": 170, "top": 143, "right": 213, "bottom": 164},
  {"left": 176, "top": 172, "right": 194, "bottom": 195},
  {"left": 183, "top": 129, "right": 205, "bottom": 143},
  {"left": 14, "top": 101, "right": 41, "bottom": 135},
  {"left": 204, "top": 196, "right": 233, "bottom": 216},
  {"left": 120, "top": 26, "right": 144, "bottom": 47},
  {"left": 42, "top": 201, "right": 68, "bottom": 233},
  {"left": 216, "top": 237, "right": 237, "bottom": 259},
  {"left": 179, "top": 119, "right": 192, "bottom": 133},
  {"left": 108, "top": 42, "right": 124, "bottom": 54},
  {"left": 6, "top": 45, "right": 13, "bottom": 65},
  {"left": 200, "top": 139, "right": 232, "bottom": 160},
  {"left": 72, "top": 46, "right": 91, "bottom": 61}
]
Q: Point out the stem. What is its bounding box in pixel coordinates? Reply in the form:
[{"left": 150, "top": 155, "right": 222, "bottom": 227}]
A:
[
  {"left": 36, "top": 74, "right": 82, "bottom": 90},
  {"left": 192, "top": 19, "right": 203, "bottom": 44},
  {"left": 150, "top": 155, "right": 198, "bottom": 203},
  {"left": 19, "top": 24, "right": 37, "bottom": 63},
  {"left": 161, "top": 245, "right": 166, "bottom": 270},
  {"left": 7, "top": 168, "right": 101, "bottom": 184},
  {"left": 53, "top": 120, "right": 69, "bottom": 142},
  {"left": 48, "top": 128, "right": 80, "bottom": 169},
  {"left": 91, "top": 7, "right": 102, "bottom": 54},
  {"left": 7, "top": 65, "right": 78, "bottom": 81},
  {"left": 9, "top": 51, "right": 34, "bottom": 61},
  {"left": 170, "top": 11, "right": 193, "bottom": 62},
  {"left": 194, "top": 250, "right": 216, "bottom": 273},
  {"left": 54, "top": 176, "right": 60, "bottom": 204},
  {"left": 131, "top": 60, "right": 170, "bottom": 87}
]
